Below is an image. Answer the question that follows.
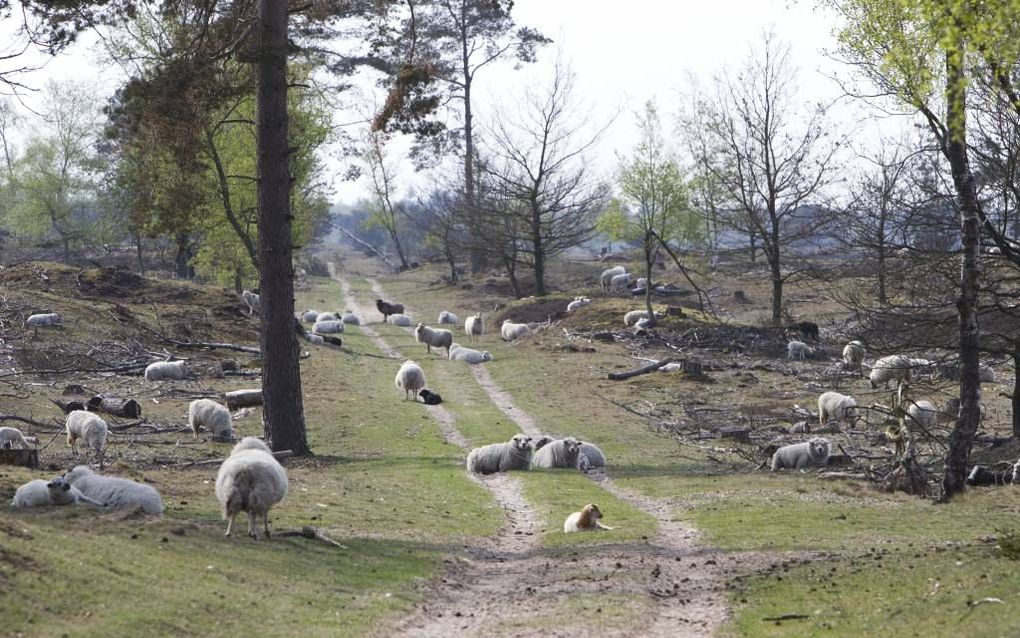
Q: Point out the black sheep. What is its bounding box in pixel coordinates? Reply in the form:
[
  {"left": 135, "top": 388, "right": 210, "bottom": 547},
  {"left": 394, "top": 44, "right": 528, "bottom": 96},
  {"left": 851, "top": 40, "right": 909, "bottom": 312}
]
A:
[{"left": 419, "top": 389, "right": 443, "bottom": 405}]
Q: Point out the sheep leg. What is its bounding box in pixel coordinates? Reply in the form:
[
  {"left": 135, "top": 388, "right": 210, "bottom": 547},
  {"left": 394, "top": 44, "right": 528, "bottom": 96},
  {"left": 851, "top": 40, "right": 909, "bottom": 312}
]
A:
[
  {"left": 247, "top": 511, "right": 259, "bottom": 540},
  {"left": 225, "top": 512, "right": 236, "bottom": 537},
  {"left": 263, "top": 513, "right": 271, "bottom": 539}
]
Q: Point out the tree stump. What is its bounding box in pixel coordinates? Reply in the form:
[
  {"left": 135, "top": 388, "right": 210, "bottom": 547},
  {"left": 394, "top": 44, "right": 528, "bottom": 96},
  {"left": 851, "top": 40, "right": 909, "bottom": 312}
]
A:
[
  {"left": 682, "top": 359, "right": 703, "bottom": 376},
  {"left": 0, "top": 449, "right": 38, "bottom": 468},
  {"left": 665, "top": 306, "right": 684, "bottom": 317},
  {"left": 225, "top": 389, "right": 263, "bottom": 410},
  {"left": 733, "top": 290, "right": 750, "bottom": 303},
  {"left": 52, "top": 399, "right": 86, "bottom": 414}
]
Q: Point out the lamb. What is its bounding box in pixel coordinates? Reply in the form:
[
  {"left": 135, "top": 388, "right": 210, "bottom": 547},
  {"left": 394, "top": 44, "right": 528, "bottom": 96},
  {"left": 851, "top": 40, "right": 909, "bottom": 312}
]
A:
[
  {"left": 906, "top": 399, "right": 939, "bottom": 431},
  {"left": 438, "top": 311, "right": 459, "bottom": 325},
  {"left": 0, "top": 427, "right": 37, "bottom": 450},
  {"left": 600, "top": 266, "right": 626, "bottom": 290},
  {"left": 624, "top": 310, "right": 652, "bottom": 327},
  {"left": 419, "top": 389, "right": 443, "bottom": 405},
  {"left": 530, "top": 437, "right": 583, "bottom": 470},
  {"left": 144, "top": 360, "right": 187, "bottom": 381},
  {"left": 610, "top": 272, "right": 634, "bottom": 291},
  {"left": 466, "top": 434, "right": 534, "bottom": 474},
  {"left": 770, "top": 437, "right": 830, "bottom": 470},
  {"left": 189, "top": 399, "right": 234, "bottom": 440},
  {"left": 566, "top": 297, "right": 591, "bottom": 312},
  {"left": 301, "top": 310, "right": 319, "bottom": 323},
  {"left": 376, "top": 298, "right": 405, "bottom": 321},
  {"left": 11, "top": 477, "right": 104, "bottom": 509},
  {"left": 465, "top": 313, "right": 484, "bottom": 341},
  {"left": 315, "top": 312, "right": 340, "bottom": 322},
  {"left": 215, "top": 437, "right": 288, "bottom": 539},
  {"left": 241, "top": 290, "right": 260, "bottom": 315},
  {"left": 787, "top": 340, "right": 812, "bottom": 360},
  {"left": 312, "top": 320, "right": 345, "bottom": 334},
  {"left": 563, "top": 503, "right": 615, "bottom": 533},
  {"left": 26, "top": 312, "right": 63, "bottom": 327},
  {"left": 395, "top": 360, "right": 426, "bottom": 401},
  {"left": 842, "top": 340, "right": 866, "bottom": 370},
  {"left": 448, "top": 343, "right": 492, "bottom": 364},
  {"left": 818, "top": 391, "right": 859, "bottom": 427},
  {"left": 64, "top": 465, "right": 163, "bottom": 515},
  {"left": 388, "top": 314, "right": 413, "bottom": 327},
  {"left": 415, "top": 323, "right": 454, "bottom": 355},
  {"left": 341, "top": 312, "right": 361, "bottom": 325},
  {"left": 65, "top": 410, "right": 108, "bottom": 460},
  {"left": 501, "top": 320, "right": 531, "bottom": 341},
  {"left": 869, "top": 354, "right": 914, "bottom": 389}
]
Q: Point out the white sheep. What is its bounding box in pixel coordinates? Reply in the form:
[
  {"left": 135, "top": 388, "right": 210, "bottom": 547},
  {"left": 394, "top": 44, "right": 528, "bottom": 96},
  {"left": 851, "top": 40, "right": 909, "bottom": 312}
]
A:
[
  {"left": 465, "top": 313, "right": 484, "bottom": 341},
  {"left": 635, "top": 277, "right": 648, "bottom": 289},
  {"left": 11, "top": 477, "right": 104, "bottom": 508},
  {"left": 0, "top": 427, "right": 37, "bottom": 449},
  {"left": 316, "top": 312, "right": 340, "bottom": 322},
  {"left": 530, "top": 437, "right": 582, "bottom": 470},
  {"left": 842, "top": 340, "right": 865, "bottom": 370},
  {"left": 415, "top": 323, "right": 454, "bottom": 355},
  {"left": 144, "top": 360, "right": 187, "bottom": 381},
  {"left": 26, "top": 312, "right": 63, "bottom": 327},
  {"left": 65, "top": 410, "right": 108, "bottom": 459},
  {"left": 818, "top": 391, "right": 859, "bottom": 427},
  {"left": 64, "top": 466, "right": 163, "bottom": 515},
  {"left": 341, "top": 312, "right": 361, "bottom": 325},
  {"left": 501, "top": 320, "right": 531, "bottom": 341},
  {"left": 313, "top": 320, "right": 344, "bottom": 334},
  {"left": 905, "top": 399, "right": 939, "bottom": 431},
  {"left": 189, "top": 399, "right": 234, "bottom": 440},
  {"left": 215, "top": 437, "right": 288, "bottom": 539},
  {"left": 610, "top": 272, "right": 634, "bottom": 291},
  {"left": 466, "top": 434, "right": 533, "bottom": 474},
  {"left": 566, "top": 297, "right": 591, "bottom": 313},
  {"left": 438, "top": 311, "right": 459, "bottom": 325},
  {"left": 579, "top": 442, "right": 606, "bottom": 471},
  {"left": 980, "top": 364, "right": 996, "bottom": 383},
  {"left": 448, "top": 343, "right": 492, "bottom": 364},
  {"left": 306, "top": 333, "right": 324, "bottom": 345},
  {"left": 870, "top": 354, "right": 914, "bottom": 389},
  {"left": 388, "top": 313, "right": 413, "bottom": 327},
  {"left": 563, "top": 504, "right": 614, "bottom": 533},
  {"left": 624, "top": 310, "right": 651, "bottom": 327},
  {"left": 301, "top": 310, "right": 319, "bottom": 323},
  {"left": 395, "top": 360, "right": 426, "bottom": 401},
  {"left": 600, "top": 266, "right": 626, "bottom": 290},
  {"left": 787, "top": 340, "right": 812, "bottom": 360},
  {"left": 634, "top": 317, "right": 653, "bottom": 331},
  {"left": 241, "top": 290, "right": 260, "bottom": 315},
  {"left": 770, "top": 437, "right": 830, "bottom": 470}
]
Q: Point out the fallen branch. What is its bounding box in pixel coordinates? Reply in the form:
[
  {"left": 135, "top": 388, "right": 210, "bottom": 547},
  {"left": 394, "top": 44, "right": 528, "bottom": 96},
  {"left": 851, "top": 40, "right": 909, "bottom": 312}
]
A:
[
  {"left": 0, "top": 413, "right": 61, "bottom": 429},
  {"left": 276, "top": 526, "right": 348, "bottom": 549},
  {"left": 762, "top": 614, "right": 809, "bottom": 622},
  {"left": 337, "top": 227, "right": 397, "bottom": 271},
  {"left": 608, "top": 357, "right": 675, "bottom": 381}
]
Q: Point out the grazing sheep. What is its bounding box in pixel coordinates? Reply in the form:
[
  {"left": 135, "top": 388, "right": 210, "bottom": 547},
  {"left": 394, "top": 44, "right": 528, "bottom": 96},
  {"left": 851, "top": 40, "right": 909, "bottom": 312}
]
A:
[
  {"left": 215, "top": 437, "right": 288, "bottom": 539},
  {"left": 419, "top": 389, "right": 443, "bottom": 405},
  {"left": 787, "top": 340, "right": 812, "bottom": 360},
  {"left": 144, "top": 360, "right": 187, "bottom": 381},
  {"left": 610, "top": 273, "right": 634, "bottom": 291},
  {"left": 189, "top": 399, "right": 233, "bottom": 440},
  {"left": 315, "top": 312, "right": 340, "bottom": 322},
  {"left": 906, "top": 399, "right": 939, "bottom": 431},
  {"left": 11, "top": 477, "right": 104, "bottom": 509},
  {"left": 600, "top": 266, "right": 626, "bottom": 290},
  {"left": 786, "top": 321, "right": 819, "bottom": 341},
  {"left": 578, "top": 442, "right": 606, "bottom": 471},
  {"left": 466, "top": 434, "right": 534, "bottom": 474},
  {"left": 26, "top": 312, "right": 63, "bottom": 327},
  {"left": 566, "top": 297, "right": 591, "bottom": 312},
  {"left": 635, "top": 277, "right": 648, "bottom": 289},
  {"left": 313, "top": 320, "right": 345, "bottom": 334},
  {"left": 870, "top": 354, "right": 914, "bottom": 389},
  {"left": 634, "top": 317, "right": 653, "bottom": 331},
  {"left": 64, "top": 466, "right": 163, "bottom": 515},
  {"left": 842, "top": 340, "right": 865, "bottom": 370},
  {"left": 818, "top": 391, "right": 859, "bottom": 427},
  {"left": 448, "top": 343, "right": 492, "bottom": 364},
  {"left": 770, "top": 438, "right": 831, "bottom": 470},
  {"left": 438, "top": 311, "right": 459, "bottom": 325},
  {"left": 301, "top": 310, "right": 319, "bottom": 323},
  {"left": 388, "top": 313, "right": 413, "bottom": 327},
  {"left": 465, "top": 313, "right": 484, "bottom": 342},
  {"left": 241, "top": 290, "right": 260, "bottom": 315},
  {"left": 501, "top": 320, "right": 531, "bottom": 341},
  {"left": 0, "top": 427, "right": 37, "bottom": 450},
  {"left": 65, "top": 410, "right": 108, "bottom": 459},
  {"left": 376, "top": 298, "right": 405, "bottom": 321},
  {"left": 341, "top": 312, "right": 361, "bottom": 325},
  {"left": 395, "top": 360, "right": 426, "bottom": 401},
  {"left": 564, "top": 504, "right": 615, "bottom": 533},
  {"left": 624, "top": 310, "right": 651, "bottom": 327},
  {"left": 530, "top": 437, "right": 583, "bottom": 470},
  {"left": 415, "top": 323, "right": 454, "bottom": 355}
]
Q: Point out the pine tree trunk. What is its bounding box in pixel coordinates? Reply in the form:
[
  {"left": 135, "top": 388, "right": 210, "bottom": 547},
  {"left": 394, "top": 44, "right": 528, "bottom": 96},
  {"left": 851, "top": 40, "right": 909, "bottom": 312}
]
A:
[
  {"left": 1013, "top": 351, "right": 1020, "bottom": 439},
  {"left": 532, "top": 205, "right": 546, "bottom": 296},
  {"left": 256, "top": 0, "right": 309, "bottom": 456},
  {"left": 770, "top": 263, "right": 783, "bottom": 326}
]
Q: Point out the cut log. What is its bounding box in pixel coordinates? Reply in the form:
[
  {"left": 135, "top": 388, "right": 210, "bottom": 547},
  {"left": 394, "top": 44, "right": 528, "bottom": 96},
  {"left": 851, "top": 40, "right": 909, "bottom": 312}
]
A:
[
  {"left": 683, "top": 359, "right": 704, "bottom": 377},
  {"left": 62, "top": 384, "right": 87, "bottom": 395},
  {"left": 966, "top": 465, "right": 1012, "bottom": 486},
  {"left": 608, "top": 358, "right": 675, "bottom": 381},
  {"left": 51, "top": 399, "right": 86, "bottom": 414},
  {"left": 86, "top": 395, "right": 142, "bottom": 419},
  {"left": 220, "top": 359, "right": 239, "bottom": 372},
  {"left": 665, "top": 306, "right": 684, "bottom": 317},
  {"left": 225, "top": 389, "right": 263, "bottom": 410},
  {"left": 825, "top": 454, "right": 853, "bottom": 467},
  {"left": 0, "top": 448, "right": 38, "bottom": 468},
  {"left": 718, "top": 426, "right": 751, "bottom": 442}
]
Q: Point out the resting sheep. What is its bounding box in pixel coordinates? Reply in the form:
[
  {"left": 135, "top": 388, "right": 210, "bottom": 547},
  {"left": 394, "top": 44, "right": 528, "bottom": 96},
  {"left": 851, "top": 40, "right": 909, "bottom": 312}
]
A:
[
  {"left": 818, "top": 391, "right": 859, "bottom": 427},
  {"left": 241, "top": 290, "right": 260, "bottom": 315},
  {"left": 415, "top": 323, "right": 454, "bottom": 355},
  {"left": 624, "top": 310, "right": 651, "bottom": 327},
  {"left": 301, "top": 310, "right": 319, "bottom": 323},
  {"left": 466, "top": 434, "right": 533, "bottom": 474},
  {"left": 0, "top": 427, "right": 37, "bottom": 450},
  {"left": 770, "top": 437, "right": 830, "bottom": 470},
  {"left": 842, "top": 340, "right": 865, "bottom": 370},
  {"left": 395, "top": 360, "right": 426, "bottom": 401},
  {"left": 341, "top": 312, "right": 361, "bottom": 325},
  {"left": 64, "top": 466, "right": 163, "bottom": 515},
  {"left": 215, "top": 437, "right": 288, "bottom": 539},
  {"left": 313, "top": 320, "right": 344, "bottom": 334},
  {"left": 144, "top": 360, "right": 187, "bottom": 381},
  {"left": 189, "top": 399, "right": 234, "bottom": 441},
  {"left": 787, "top": 340, "right": 812, "bottom": 360},
  {"left": 600, "top": 266, "right": 626, "bottom": 290},
  {"left": 419, "top": 389, "right": 443, "bottom": 405},
  {"left": 438, "top": 311, "right": 459, "bottom": 325},
  {"left": 578, "top": 442, "right": 606, "bottom": 471},
  {"left": 315, "top": 312, "right": 340, "bottom": 322},
  {"left": 564, "top": 503, "right": 615, "bottom": 533},
  {"left": 566, "top": 297, "right": 591, "bottom": 313},
  {"left": 26, "top": 312, "right": 63, "bottom": 327},
  {"left": 530, "top": 437, "right": 582, "bottom": 470},
  {"left": 388, "top": 313, "right": 413, "bottom": 327},
  {"left": 65, "top": 410, "right": 107, "bottom": 460},
  {"left": 870, "top": 354, "right": 913, "bottom": 389},
  {"left": 465, "top": 313, "right": 484, "bottom": 341},
  {"left": 906, "top": 399, "right": 939, "bottom": 431},
  {"left": 501, "top": 320, "right": 530, "bottom": 341},
  {"left": 376, "top": 299, "right": 405, "bottom": 321},
  {"left": 448, "top": 343, "right": 492, "bottom": 364},
  {"left": 11, "top": 477, "right": 104, "bottom": 509}
]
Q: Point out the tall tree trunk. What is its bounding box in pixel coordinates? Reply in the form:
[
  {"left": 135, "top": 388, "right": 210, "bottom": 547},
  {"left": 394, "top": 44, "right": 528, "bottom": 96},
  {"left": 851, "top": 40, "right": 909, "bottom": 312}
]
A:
[
  {"left": 256, "top": 0, "right": 309, "bottom": 456},
  {"left": 770, "top": 266, "right": 783, "bottom": 326},
  {"left": 134, "top": 232, "right": 145, "bottom": 275},
  {"left": 63, "top": 237, "right": 70, "bottom": 264},
  {"left": 174, "top": 234, "right": 193, "bottom": 279},
  {"left": 1013, "top": 351, "right": 1020, "bottom": 439},
  {"left": 532, "top": 206, "right": 546, "bottom": 296},
  {"left": 748, "top": 228, "right": 756, "bottom": 264},
  {"left": 461, "top": 31, "right": 484, "bottom": 275},
  {"left": 644, "top": 231, "right": 655, "bottom": 325},
  {"left": 877, "top": 212, "right": 887, "bottom": 305},
  {"left": 388, "top": 225, "right": 410, "bottom": 270}
]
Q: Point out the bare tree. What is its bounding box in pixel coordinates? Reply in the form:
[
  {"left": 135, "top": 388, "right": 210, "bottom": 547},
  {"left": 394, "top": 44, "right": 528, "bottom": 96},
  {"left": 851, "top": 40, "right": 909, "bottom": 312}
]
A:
[{"left": 363, "top": 130, "right": 411, "bottom": 270}]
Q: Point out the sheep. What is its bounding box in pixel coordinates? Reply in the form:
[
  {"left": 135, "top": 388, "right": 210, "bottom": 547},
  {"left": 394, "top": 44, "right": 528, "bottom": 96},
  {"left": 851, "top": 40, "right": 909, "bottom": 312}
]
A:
[
  {"left": 564, "top": 504, "right": 615, "bottom": 533},
  {"left": 610, "top": 272, "right": 634, "bottom": 291},
  {"left": 376, "top": 298, "right": 405, "bottom": 321},
  {"left": 65, "top": 410, "right": 108, "bottom": 460},
  {"left": 842, "top": 340, "right": 865, "bottom": 370},
  {"left": 144, "top": 360, "right": 187, "bottom": 381},
  {"left": 26, "top": 312, "right": 62, "bottom": 327},
  {"left": 341, "top": 312, "right": 361, "bottom": 325},
  {"left": 415, "top": 323, "right": 454, "bottom": 355},
  {"left": 419, "top": 389, "right": 443, "bottom": 405},
  {"left": 530, "top": 437, "right": 583, "bottom": 470},
  {"left": 438, "top": 311, "right": 459, "bottom": 325},
  {"left": 312, "top": 320, "right": 344, "bottom": 334},
  {"left": 634, "top": 317, "right": 653, "bottom": 331},
  {"left": 0, "top": 427, "right": 37, "bottom": 450},
  {"left": 465, "top": 313, "right": 484, "bottom": 342},
  {"left": 566, "top": 297, "right": 591, "bottom": 313},
  {"left": 466, "top": 434, "right": 533, "bottom": 474},
  {"left": 905, "top": 399, "right": 939, "bottom": 432},
  {"left": 635, "top": 277, "right": 648, "bottom": 289},
  {"left": 501, "top": 320, "right": 531, "bottom": 341},
  {"left": 600, "top": 266, "right": 626, "bottom": 290},
  {"left": 388, "top": 313, "right": 413, "bottom": 327},
  {"left": 980, "top": 364, "right": 996, "bottom": 383},
  {"left": 215, "top": 437, "right": 288, "bottom": 539},
  {"left": 787, "top": 340, "right": 812, "bottom": 360},
  {"left": 189, "top": 399, "right": 234, "bottom": 441},
  {"left": 770, "top": 437, "right": 831, "bottom": 470},
  {"left": 578, "top": 442, "right": 606, "bottom": 471},
  {"left": 301, "top": 310, "right": 319, "bottom": 323},
  {"left": 869, "top": 354, "right": 914, "bottom": 389},
  {"left": 818, "top": 391, "right": 859, "bottom": 427},
  {"left": 64, "top": 466, "right": 163, "bottom": 515},
  {"left": 315, "top": 312, "right": 340, "bottom": 322},
  {"left": 306, "top": 334, "right": 325, "bottom": 345},
  {"left": 395, "top": 360, "right": 426, "bottom": 401},
  {"left": 241, "top": 290, "right": 260, "bottom": 315},
  {"left": 624, "top": 310, "right": 651, "bottom": 327},
  {"left": 11, "top": 477, "right": 104, "bottom": 509},
  {"left": 448, "top": 343, "right": 492, "bottom": 364}
]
